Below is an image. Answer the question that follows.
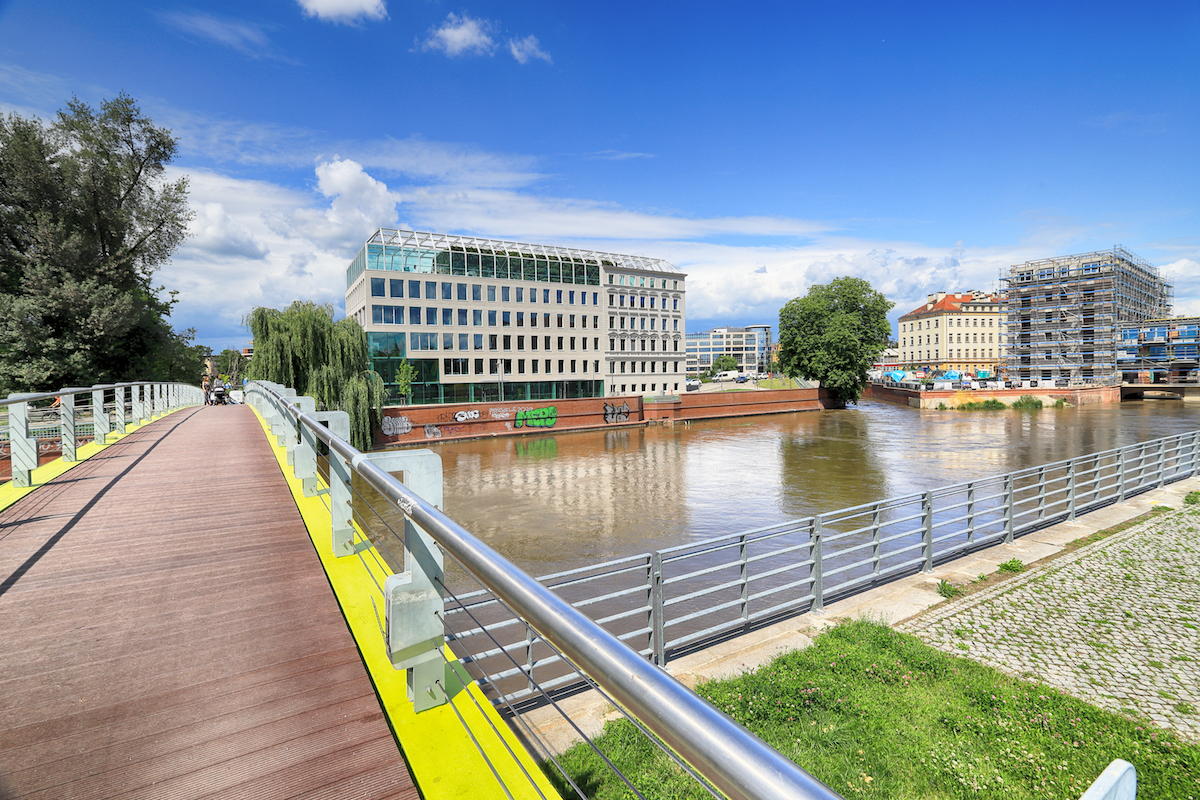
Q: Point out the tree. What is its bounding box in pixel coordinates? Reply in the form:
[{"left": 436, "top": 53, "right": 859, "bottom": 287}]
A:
[
  {"left": 217, "top": 349, "right": 246, "bottom": 385},
  {"left": 702, "top": 354, "right": 738, "bottom": 380},
  {"left": 0, "top": 94, "right": 194, "bottom": 395},
  {"left": 244, "top": 301, "right": 384, "bottom": 451},
  {"left": 777, "top": 277, "right": 893, "bottom": 403}
]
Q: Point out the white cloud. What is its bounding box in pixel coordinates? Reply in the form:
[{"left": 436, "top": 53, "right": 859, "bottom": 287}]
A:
[
  {"left": 292, "top": 158, "right": 401, "bottom": 250},
  {"left": 189, "top": 202, "right": 270, "bottom": 259},
  {"left": 585, "top": 150, "right": 654, "bottom": 161},
  {"left": 157, "top": 12, "right": 294, "bottom": 61},
  {"left": 417, "top": 13, "right": 497, "bottom": 57},
  {"left": 1162, "top": 258, "right": 1200, "bottom": 317},
  {"left": 507, "top": 35, "right": 551, "bottom": 64},
  {"left": 296, "top": 0, "right": 387, "bottom": 23}
]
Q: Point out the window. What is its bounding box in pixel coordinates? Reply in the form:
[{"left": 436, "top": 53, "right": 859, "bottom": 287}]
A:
[
  {"left": 410, "top": 332, "right": 438, "bottom": 350},
  {"left": 444, "top": 358, "right": 469, "bottom": 375},
  {"left": 489, "top": 359, "right": 499, "bottom": 375},
  {"left": 503, "top": 335, "right": 511, "bottom": 350},
  {"left": 557, "top": 314, "right": 564, "bottom": 328},
  {"left": 570, "top": 314, "right": 576, "bottom": 328},
  {"left": 592, "top": 292, "right": 598, "bottom": 305},
  {"left": 516, "top": 287, "right": 524, "bottom": 302},
  {"left": 640, "top": 296, "right": 646, "bottom": 308},
  {"left": 543, "top": 289, "right": 550, "bottom": 303},
  {"left": 544, "top": 313, "right": 550, "bottom": 327},
  {"left": 673, "top": 299, "right": 678, "bottom": 310},
  {"left": 517, "top": 359, "right": 526, "bottom": 374},
  {"left": 473, "top": 309, "right": 483, "bottom": 326},
  {"left": 557, "top": 290, "right": 563, "bottom": 303},
  {"left": 442, "top": 308, "right": 453, "bottom": 326},
  {"left": 595, "top": 337, "right": 600, "bottom": 350},
  {"left": 391, "top": 279, "right": 403, "bottom": 297},
  {"left": 610, "top": 295, "right": 615, "bottom": 306},
  {"left": 544, "top": 336, "right": 551, "bottom": 350},
  {"left": 545, "top": 358, "right": 551, "bottom": 373},
  {"left": 558, "top": 360, "right": 565, "bottom": 373},
  {"left": 442, "top": 333, "right": 453, "bottom": 350},
  {"left": 570, "top": 336, "right": 576, "bottom": 349},
  {"left": 532, "top": 336, "right": 539, "bottom": 350},
  {"left": 571, "top": 359, "right": 577, "bottom": 373},
  {"left": 472, "top": 284, "right": 482, "bottom": 301},
  {"left": 457, "top": 283, "right": 467, "bottom": 300},
  {"left": 458, "top": 308, "right": 468, "bottom": 326},
  {"left": 502, "top": 286, "right": 510, "bottom": 302},
  {"left": 426, "top": 307, "right": 437, "bottom": 325},
  {"left": 489, "top": 335, "right": 498, "bottom": 350},
  {"left": 409, "top": 307, "right": 421, "bottom": 325},
  {"left": 488, "top": 310, "right": 497, "bottom": 326},
  {"left": 532, "top": 359, "right": 539, "bottom": 374},
  {"left": 458, "top": 333, "right": 468, "bottom": 350},
  {"left": 371, "top": 278, "right": 385, "bottom": 297},
  {"left": 503, "top": 311, "right": 511, "bottom": 327},
  {"left": 441, "top": 282, "right": 452, "bottom": 300},
  {"left": 517, "top": 312, "right": 524, "bottom": 327},
  {"left": 487, "top": 285, "right": 496, "bottom": 302},
  {"left": 582, "top": 337, "right": 588, "bottom": 350},
  {"left": 582, "top": 316, "right": 588, "bottom": 329},
  {"left": 425, "top": 281, "right": 436, "bottom": 299},
  {"left": 517, "top": 335, "right": 525, "bottom": 351},
  {"left": 474, "top": 334, "right": 483, "bottom": 350},
  {"left": 557, "top": 336, "right": 564, "bottom": 350},
  {"left": 569, "top": 291, "right": 575, "bottom": 304},
  {"left": 474, "top": 358, "right": 484, "bottom": 374}
]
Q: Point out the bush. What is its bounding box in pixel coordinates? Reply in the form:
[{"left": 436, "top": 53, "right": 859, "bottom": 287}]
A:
[
  {"left": 998, "top": 558, "right": 1024, "bottom": 573},
  {"left": 937, "top": 579, "right": 962, "bottom": 599},
  {"left": 1011, "top": 395, "right": 1044, "bottom": 410},
  {"left": 1185, "top": 491, "right": 1199, "bottom": 506},
  {"left": 956, "top": 399, "right": 1007, "bottom": 411}
]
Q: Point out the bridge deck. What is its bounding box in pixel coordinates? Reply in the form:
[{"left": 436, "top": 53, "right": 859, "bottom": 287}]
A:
[{"left": 0, "top": 405, "right": 417, "bottom": 799}]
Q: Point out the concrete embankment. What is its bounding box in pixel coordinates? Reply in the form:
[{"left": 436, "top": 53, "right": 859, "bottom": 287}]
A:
[
  {"left": 864, "top": 382, "right": 1121, "bottom": 409},
  {"left": 374, "top": 388, "right": 841, "bottom": 448}
]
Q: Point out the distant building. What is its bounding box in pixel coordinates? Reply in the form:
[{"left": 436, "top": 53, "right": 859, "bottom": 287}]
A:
[
  {"left": 1118, "top": 316, "right": 1199, "bottom": 383},
  {"left": 684, "top": 324, "right": 773, "bottom": 375},
  {"left": 344, "top": 229, "right": 687, "bottom": 404},
  {"left": 897, "top": 291, "right": 1002, "bottom": 376},
  {"left": 1000, "top": 247, "right": 1172, "bottom": 382}
]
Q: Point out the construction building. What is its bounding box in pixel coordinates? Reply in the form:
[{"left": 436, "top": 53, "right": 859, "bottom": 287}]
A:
[
  {"left": 896, "top": 291, "right": 1002, "bottom": 376},
  {"left": 1118, "top": 316, "right": 1199, "bottom": 383},
  {"left": 345, "top": 229, "right": 687, "bottom": 404},
  {"left": 1000, "top": 247, "right": 1172, "bottom": 383}
]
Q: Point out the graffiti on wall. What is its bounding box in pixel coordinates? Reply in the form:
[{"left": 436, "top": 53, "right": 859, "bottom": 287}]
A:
[
  {"left": 454, "top": 409, "right": 480, "bottom": 423},
  {"left": 514, "top": 406, "right": 557, "bottom": 429},
  {"left": 381, "top": 415, "right": 413, "bottom": 436},
  {"left": 423, "top": 424, "right": 443, "bottom": 438},
  {"left": 603, "top": 401, "right": 631, "bottom": 424}
]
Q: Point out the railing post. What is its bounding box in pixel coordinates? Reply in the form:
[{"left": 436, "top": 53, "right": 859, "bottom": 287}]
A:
[
  {"left": 966, "top": 483, "right": 976, "bottom": 545},
  {"left": 811, "top": 516, "right": 824, "bottom": 613},
  {"left": 60, "top": 391, "right": 77, "bottom": 463},
  {"left": 650, "top": 552, "right": 665, "bottom": 666},
  {"left": 1067, "top": 460, "right": 1077, "bottom": 521},
  {"left": 739, "top": 533, "right": 749, "bottom": 622},
  {"left": 1036, "top": 466, "right": 1046, "bottom": 521},
  {"left": 1004, "top": 474, "right": 1014, "bottom": 544},
  {"left": 114, "top": 386, "right": 127, "bottom": 435},
  {"left": 6, "top": 394, "right": 38, "bottom": 487},
  {"left": 92, "top": 386, "right": 110, "bottom": 444},
  {"left": 285, "top": 397, "right": 315, "bottom": 466},
  {"left": 1117, "top": 449, "right": 1126, "bottom": 502},
  {"left": 1157, "top": 439, "right": 1166, "bottom": 488},
  {"left": 153, "top": 384, "right": 162, "bottom": 417},
  {"left": 1193, "top": 431, "right": 1200, "bottom": 478},
  {"left": 871, "top": 503, "right": 881, "bottom": 575},
  {"left": 922, "top": 491, "right": 934, "bottom": 572}
]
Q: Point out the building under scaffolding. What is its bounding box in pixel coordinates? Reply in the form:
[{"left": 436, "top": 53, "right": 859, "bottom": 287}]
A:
[
  {"left": 1000, "top": 247, "right": 1172, "bottom": 383},
  {"left": 1118, "top": 316, "right": 1200, "bottom": 383}
]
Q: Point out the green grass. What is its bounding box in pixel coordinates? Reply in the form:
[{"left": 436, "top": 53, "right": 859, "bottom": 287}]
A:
[
  {"left": 954, "top": 399, "right": 1008, "bottom": 411},
  {"left": 548, "top": 621, "right": 1200, "bottom": 799},
  {"left": 998, "top": 558, "right": 1025, "bottom": 573},
  {"left": 757, "top": 377, "right": 800, "bottom": 390},
  {"left": 1186, "top": 491, "right": 1200, "bottom": 506},
  {"left": 1011, "top": 395, "right": 1044, "bottom": 410}
]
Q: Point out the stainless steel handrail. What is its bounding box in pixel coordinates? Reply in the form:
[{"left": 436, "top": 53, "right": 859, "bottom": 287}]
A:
[{"left": 250, "top": 380, "right": 841, "bottom": 800}]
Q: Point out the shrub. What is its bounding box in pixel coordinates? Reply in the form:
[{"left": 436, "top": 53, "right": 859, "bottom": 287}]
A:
[
  {"left": 936, "top": 579, "right": 962, "bottom": 599},
  {"left": 1185, "top": 491, "right": 1199, "bottom": 506},
  {"left": 998, "top": 558, "right": 1024, "bottom": 573},
  {"left": 1011, "top": 395, "right": 1044, "bottom": 410},
  {"left": 956, "top": 399, "right": 1007, "bottom": 411}
]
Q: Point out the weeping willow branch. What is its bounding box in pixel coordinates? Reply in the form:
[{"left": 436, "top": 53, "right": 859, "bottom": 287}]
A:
[{"left": 244, "top": 301, "right": 385, "bottom": 450}]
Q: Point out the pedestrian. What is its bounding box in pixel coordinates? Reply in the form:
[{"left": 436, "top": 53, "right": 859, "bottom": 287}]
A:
[{"left": 202, "top": 375, "right": 211, "bottom": 406}]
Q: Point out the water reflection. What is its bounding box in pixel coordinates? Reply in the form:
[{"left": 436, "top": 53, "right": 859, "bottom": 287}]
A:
[{"left": 396, "top": 399, "right": 1200, "bottom": 585}]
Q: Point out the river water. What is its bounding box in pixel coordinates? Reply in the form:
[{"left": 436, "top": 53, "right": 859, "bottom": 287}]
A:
[{"left": 401, "top": 399, "right": 1200, "bottom": 584}]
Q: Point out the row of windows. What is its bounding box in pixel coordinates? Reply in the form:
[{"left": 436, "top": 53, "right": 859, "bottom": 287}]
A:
[
  {"left": 447, "top": 358, "right": 602, "bottom": 376},
  {"left": 899, "top": 318, "right": 996, "bottom": 333},
  {"left": 607, "top": 338, "right": 679, "bottom": 352},
  {"left": 359, "top": 246, "right": 603, "bottom": 286},
  {"left": 901, "top": 349, "right": 996, "bottom": 361},
  {"left": 371, "top": 305, "right": 600, "bottom": 330},
  {"left": 609, "top": 316, "right": 680, "bottom": 331},
  {"left": 610, "top": 383, "right": 680, "bottom": 395},
  {"left": 901, "top": 333, "right": 995, "bottom": 347},
  {"left": 608, "top": 275, "right": 680, "bottom": 289},
  {"left": 410, "top": 333, "right": 603, "bottom": 353},
  {"left": 608, "top": 294, "right": 680, "bottom": 310},
  {"left": 370, "top": 279, "right": 601, "bottom": 306},
  {"left": 609, "top": 361, "right": 680, "bottom": 374}
]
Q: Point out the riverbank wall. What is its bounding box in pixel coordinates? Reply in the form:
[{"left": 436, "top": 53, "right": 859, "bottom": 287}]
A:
[
  {"left": 863, "top": 382, "right": 1121, "bottom": 409},
  {"left": 373, "top": 388, "right": 840, "bottom": 448}
]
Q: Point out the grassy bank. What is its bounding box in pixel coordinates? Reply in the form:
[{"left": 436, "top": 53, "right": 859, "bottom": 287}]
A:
[{"left": 549, "top": 620, "right": 1199, "bottom": 799}]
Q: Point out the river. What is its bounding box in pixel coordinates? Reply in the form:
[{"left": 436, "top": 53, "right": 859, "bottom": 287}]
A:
[{"left": 392, "top": 398, "right": 1200, "bottom": 585}]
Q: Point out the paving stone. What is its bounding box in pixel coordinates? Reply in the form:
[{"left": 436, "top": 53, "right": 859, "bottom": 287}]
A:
[{"left": 899, "top": 504, "right": 1200, "bottom": 742}]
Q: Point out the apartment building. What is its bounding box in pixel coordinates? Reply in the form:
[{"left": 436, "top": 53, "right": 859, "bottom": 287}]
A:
[
  {"left": 345, "top": 229, "right": 687, "bottom": 404},
  {"left": 684, "top": 324, "right": 773, "bottom": 376},
  {"left": 897, "top": 291, "right": 1002, "bottom": 376}
]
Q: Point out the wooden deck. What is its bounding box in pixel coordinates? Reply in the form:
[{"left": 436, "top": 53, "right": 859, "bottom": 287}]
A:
[{"left": 0, "top": 405, "right": 418, "bottom": 800}]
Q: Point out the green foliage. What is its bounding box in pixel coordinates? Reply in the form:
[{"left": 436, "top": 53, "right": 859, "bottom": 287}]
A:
[
  {"left": 1011, "top": 395, "right": 1044, "bottom": 410},
  {"left": 777, "top": 277, "right": 893, "bottom": 403},
  {"left": 1184, "top": 491, "right": 1199, "bottom": 506},
  {"left": 956, "top": 399, "right": 1007, "bottom": 411},
  {"left": 1053, "top": 398, "right": 1068, "bottom": 408},
  {"left": 553, "top": 620, "right": 1200, "bottom": 799},
  {"left": 999, "top": 558, "right": 1025, "bottom": 573},
  {"left": 0, "top": 94, "right": 195, "bottom": 394},
  {"left": 937, "top": 579, "right": 962, "bottom": 599},
  {"left": 244, "top": 301, "right": 384, "bottom": 450},
  {"left": 701, "top": 354, "right": 738, "bottom": 380},
  {"left": 217, "top": 349, "right": 246, "bottom": 384}
]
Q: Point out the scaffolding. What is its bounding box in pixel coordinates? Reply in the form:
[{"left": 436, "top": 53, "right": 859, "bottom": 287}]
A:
[{"left": 1000, "top": 247, "right": 1172, "bottom": 382}]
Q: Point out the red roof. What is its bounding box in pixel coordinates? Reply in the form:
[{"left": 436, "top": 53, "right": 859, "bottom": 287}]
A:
[{"left": 899, "top": 293, "right": 1000, "bottom": 321}]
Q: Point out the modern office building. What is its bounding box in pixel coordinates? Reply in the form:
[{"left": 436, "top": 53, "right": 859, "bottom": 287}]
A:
[
  {"left": 684, "top": 325, "right": 773, "bottom": 376},
  {"left": 1000, "top": 247, "right": 1172, "bottom": 382},
  {"left": 897, "top": 291, "right": 1002, "bottom": 376},
  {"left": 1118, "top": 316, "right": 1199, "bottom": 383},
  {"left": 345, "top": 229, "right": 687, "bottom": 404}
]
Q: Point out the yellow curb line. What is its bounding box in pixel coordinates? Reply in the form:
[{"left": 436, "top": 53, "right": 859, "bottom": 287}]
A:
[{"left": 249, "top": 405, "right": 557, "bottom": 800}]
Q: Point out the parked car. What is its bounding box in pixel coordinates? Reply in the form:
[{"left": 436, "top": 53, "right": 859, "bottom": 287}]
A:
[
  {"left": 686, "top": 378, "right": 701, "bottom": 391},
  {"left": 735, "top": 375, "right": 749, "bottom": 384}
]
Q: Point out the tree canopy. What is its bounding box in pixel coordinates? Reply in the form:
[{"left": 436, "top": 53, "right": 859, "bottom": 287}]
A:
[
  {"left": 244, "top": 301, "right": 385, "bottom": 451},
  {"left": 777, "top": 277, "right": 893, "bottom": 403},
  {"left": 0, "top": 94, "right": 195, "bottom": 394}
]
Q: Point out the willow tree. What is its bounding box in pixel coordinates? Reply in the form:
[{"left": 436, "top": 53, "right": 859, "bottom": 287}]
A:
[{"left": 245, "top": 301, "right": 384, "bottom": 450}]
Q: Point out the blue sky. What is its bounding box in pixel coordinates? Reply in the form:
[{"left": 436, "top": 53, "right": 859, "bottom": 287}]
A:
[{"left": 1, "top": 1, "right": 1197, "bottom": 351}]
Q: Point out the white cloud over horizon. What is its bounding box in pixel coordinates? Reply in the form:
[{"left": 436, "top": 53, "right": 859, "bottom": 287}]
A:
[
  {"left": 296, "top": 0, "right": 386, "bottom": 24},
  {"left": 157, "top": 12, "right": 295, "bottom": 62},
  {"left": 415, "top": 13, "right": 552, "bottom": 64}
]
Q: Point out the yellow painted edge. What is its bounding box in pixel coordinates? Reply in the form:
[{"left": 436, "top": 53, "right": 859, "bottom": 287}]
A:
[
  {"left": 0, "top": 409, "right": 190, "bottom": 514},
  {"left": 248, "top": 405, "right": 558, "bottom": 800}
]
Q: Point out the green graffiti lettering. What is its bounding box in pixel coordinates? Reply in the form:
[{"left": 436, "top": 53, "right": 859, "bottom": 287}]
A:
[{"left": 515, "top": 406, "right": 558, "bottom": 429}]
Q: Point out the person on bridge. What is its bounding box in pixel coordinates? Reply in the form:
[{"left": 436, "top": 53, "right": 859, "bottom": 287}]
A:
[{"left": 202, "top": 376, "right": 211, "bottom": 406}]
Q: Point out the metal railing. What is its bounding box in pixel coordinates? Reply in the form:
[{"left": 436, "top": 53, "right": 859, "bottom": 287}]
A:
[
  {"left": 451, "top": 427, "right": 1200, "bottom": 704},
  {"left": 245, "top": 380, "right": 841, "bottom": 800},
  {"left": 2, "top": 382, "right": 202, "bottom": 486}
]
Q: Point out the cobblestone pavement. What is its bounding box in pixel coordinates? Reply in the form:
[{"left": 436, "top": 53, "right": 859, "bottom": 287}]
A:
[{"left": 899, "top": 504, "right": 1200, "bottom": 741}]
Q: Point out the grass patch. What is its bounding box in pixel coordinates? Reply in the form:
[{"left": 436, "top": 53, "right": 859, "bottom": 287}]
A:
[
  {"left": 549, "top": 620, "right": 1200, "bottom": 799},
  {"left": 1063, "top": 505, "right": 1174, "bottom": 553},
  {"left": 937, "top": 579, "right": 963, "bottom": 599},
  {"left": 954, "top": 399, "right": 1008, "bottom": 411},
  {"left": 1011, "top": 395, "right": 1044, "bottom": 410},
  {"left": 998, "top": 558, "right": 1025, "bottom": 574},
  {"left": 1186, "top": 491, "right": 1200, "bottom": 506}
]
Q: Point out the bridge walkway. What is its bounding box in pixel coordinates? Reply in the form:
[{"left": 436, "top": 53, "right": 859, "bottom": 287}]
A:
[{"left": 0, "top": 404, "right": 417, "bottom": 799}]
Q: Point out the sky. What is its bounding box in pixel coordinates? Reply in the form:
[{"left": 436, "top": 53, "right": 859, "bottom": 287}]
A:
[{"left": 0, "top": 1, "right": 1197, "bottom": 352}]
